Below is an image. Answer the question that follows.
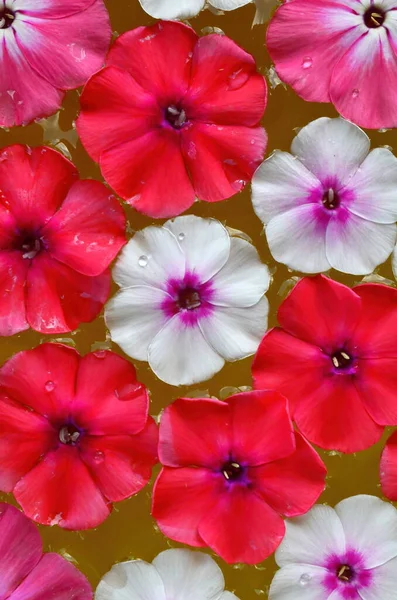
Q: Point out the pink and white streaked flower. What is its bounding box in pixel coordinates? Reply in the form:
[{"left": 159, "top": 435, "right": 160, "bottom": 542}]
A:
[
  {"left": 95, "top": 548, "right": 238, "bottom": 600},
  {"left": 269, "top": 495, "right": 397, "bottom": 600},
  {"left": 251, "top": 117, "right": 397, "bottom": 275},
  {"left": 0, "top": 0, "right": 111, "bottom": 127},
  {"left": 105, "top": 216, "right": 270, "bottom": 387}
]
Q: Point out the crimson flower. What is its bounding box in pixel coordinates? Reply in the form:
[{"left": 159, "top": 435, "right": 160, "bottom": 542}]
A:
[
  {"left": 252, "top": 275, "right": 397, "bottom": 453},
  {"left": 0, "top": 144, "right": 126, "bottom": 336},
  {"left": 0, "top": 343, "right": 158, "bottom": 530},
  {"left": 77, "top": 20, "right": 267, "bottom": 218},
  {"left": 152, "top": 391, "right": 326, "bottom": 564}
]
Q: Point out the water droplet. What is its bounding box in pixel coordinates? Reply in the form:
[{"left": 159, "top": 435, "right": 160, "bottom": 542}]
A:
[
  {"left": 93, "top": 451, "right": 104, "bottom": 464},
  {"left": 178, "top": 232, "right": 185, "bottom": 241},
  {"left": 114, "top": 382, "right": 145, "bottom": 401},
  {"left": 302, "top": 57, "right": 313, "bottom": 69},
  {"left": 352, "top": 88, "right": 360, "bottom": 98},
  {"left": 299, "top": 573, "right": 312, "bottom": 586},
  {"left": 45, "top": 380, "right": 55, "bottom": 392},
  {"left": 138, "top": 255, "right": 148, "bottom": 267},
  {"left": 93, "top": 350, "right": 107, "bottom": 359},
  {"left": 227, "top": 68, "right": 250, "bottom": 90}
]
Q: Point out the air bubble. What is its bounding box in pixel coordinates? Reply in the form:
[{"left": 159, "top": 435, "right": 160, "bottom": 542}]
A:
[
  {"left": 138, "top": 255, "right": 148, "bottom": 267},
  {"left": 178, "top": 232, "right": 185, "bottom": 241},
  {"left": 302, "top": 57, "right": 312, "bottom": 69}
]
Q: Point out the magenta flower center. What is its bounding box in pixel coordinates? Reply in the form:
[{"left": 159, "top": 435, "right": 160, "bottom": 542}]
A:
[
  {"left": 331, "top": 350, "right": 353, "bottom": 369},
  {"left": 322, "top": 188, "right": 340, "bottom": 210},
  {"left": 336, "top": 564, "right": 355, "bottom": 583},
  {"left": 364, "top": 6, "right": 385, "bottom": 28},
  {"left": 222, "top": 461, "right": 243, "bottom": 481},
  {"left": 0, "top": 9, "right": 15, "bottom": 29},
  {"left": 165, "top": 105, "right": 188, "bottom": 129},
  {"left": 59, "top": 424, "right": 81, "bottom": 446},
  {"left": 177, "top": 287, "right": 201, "bottom": 310}
]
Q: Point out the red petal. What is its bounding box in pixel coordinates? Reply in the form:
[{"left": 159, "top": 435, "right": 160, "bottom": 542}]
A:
[
  {"left": 73, "top": 350, "right": 149, "bottom": 436},
  {"left": 26, "top": 253, "right": 110, "bottom": 333},
  {"left": 11, "top": 553, "right": 92, "bottom": 600},
  {"left": 229, "top": 390, "right": 295, "bottom": 466},
  {"left": 152, "top": 466, "right": 223, "bottom": 547},
  {"left": 43, "top": 180, "right": 126, "bottom": 276},
  {"left": 158, "top": 397, "right": 231, "bottom": 469},
  {"left": 355, "top": 358, "right": 397, "bottom": 425},
  {"left": 0, "top": 395, "right": 55, "bottom": 492},
  {"left": 185, "top": 33, "right": 267, "bottom": 126},
  {"left": 0, "top": 146, "right": 77, "bottom": 230},
  {"left": 80, "top": 417, "right": 158, "bottom": 502},
  {"left": 380, "top": 431, "right": 397, "bottom": 501},
  {"left": 253, "top": 433, "right": 326, "bottom": 517},
  {"left": 0, "top": 343, "right": 79, "bottom": 421},
  {"left": 107, "top": 21, "right": 197, "bottom": 102},
  {"left": 0, "top": 204, "right": 17, "bottom": 249},
  {"left": 278, "top": 275, "right": 361, "bottom": 351},
  {"left": 14, "top": 445, "right": 110, "bottom": 530},
  {"left": 0, "top": 251, "right": 29, "bottom": 336},
  {"left": 199, "top": 486, "right": 285, "bottom": 564}
]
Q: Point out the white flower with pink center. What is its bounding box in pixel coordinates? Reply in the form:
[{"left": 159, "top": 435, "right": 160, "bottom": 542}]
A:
[
  {"left": 105, "top": 215, "right": 270, "bottom": 386},
  {"left": 269, "top": 495, "right": 397, "bottom": 600},
  {"left": 252, "top": 117, "right": 397, "bottom": 275}
]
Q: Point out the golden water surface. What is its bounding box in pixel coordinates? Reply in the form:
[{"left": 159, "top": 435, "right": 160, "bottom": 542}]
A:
[{"left": 1, "top": 1, "right": 396, "bottom": 598}]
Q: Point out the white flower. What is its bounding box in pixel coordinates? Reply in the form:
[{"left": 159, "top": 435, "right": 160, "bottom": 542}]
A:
[
  {"left": 252, "top": 117, "right": 397, "bottom": 275},
  {"left": 105, "top": 216, "right": 269, "bottom": 386},
  {"left": 269, "top": 495, "right": 397, "bottom": 600},
  {"left": 95, "top": 548, "right": 239, "bottom": 600}
]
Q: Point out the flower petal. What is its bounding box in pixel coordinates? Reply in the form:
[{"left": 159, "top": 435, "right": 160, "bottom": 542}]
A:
[
  {"left": 358, "top": 557, "right": 397, "bottom": 600},
  {"left": 95, "top": 560, "right": 166, "bottom": 600},
  {"left": 380, "top": 431, "right": 397, "bottom": 502},
  {"left": 269, "top": 564, "right": 331, "bottom": 600},
  {"left": 13, "top": 0, "right": 96, "bottom": 18},
  {"left": 355, "top": 358, "right": 397, "bottom": 425},
  {"left": 0, "top": 251, "right": 29, "bottom": 336},
  {"left": 138, "top": 0, "right": 205, "bottom": 19}
]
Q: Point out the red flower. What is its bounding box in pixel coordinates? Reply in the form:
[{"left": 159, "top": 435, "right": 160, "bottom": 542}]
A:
[
  {"left": 152, "top": 391, "right": 326, "bottom": 564},
  {"left": 77, "top": 21, "right": 267, "bottom": 218},
  {"left": 252, "top": 275, "right": 397, "bottom": 453},
  {"left": 0, "top": 343, "right": 158, "bottom": 530},
  {"left": 0, "top": 145, "right": 125, "bottom": 335}
]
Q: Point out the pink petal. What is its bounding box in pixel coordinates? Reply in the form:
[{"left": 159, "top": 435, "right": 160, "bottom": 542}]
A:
[
  {"left": 73, "top": 350, "right": 149, "bottom": 436},
  {"left": 380, "top": 430, "right": 397, "bottom": 501},
  {"left": 198, "top": 485, "right": 285, "bottom": 564},
  {"left": 252, "top": 433, "right": 326, "bottom": 517},
  {"left": 26, "top": 253, "right": 110, "bottom": 333},
  {"left": 0, "top": 145, "right": 77, "bottom": 230},
  {"left": 80, "top": 417, "right": 158, "bottom": 502},
  {"left": 107, "top": 21, "right": 198, "bottom": 102},
  {"left": 15, "top": 0, "right": 111, "bottom": 90},
  {"left": 11, "top": 553, "right": 92, "bottom": 600},
  {"left": 0, "top": 503, "right": 42, "bottom": 598},
  {"left": 0, "top": 251, "right": 29, "bottom": 336},
  {"left": 181, "top": 122, "right": 266, "bottom": 201},
  {"left": 355, "top": 358, "right": 397, "bottom": 425},
  {"left": 0, "top": 343, "right": 79, "bottom": 421},
  {"left": 13, "top": 0, "right": 96, "bottom": 18},
  {"left": 267, "top": 0, "right": 362, "bottom": 102},
  {"left": 158, "top": 397, "right": 231, "bottom": 469},
  {"left": 14, "top": 445, "right": 110, "bottom": 529},
  {"left": 43, "top": 180, "right": 126, "bottom": 276},
  {"left": 184, "top": 33, "right": 267, "bottom": 126},
  {"left": 152, "top": 466, "right": 223, "bottom": 547}
]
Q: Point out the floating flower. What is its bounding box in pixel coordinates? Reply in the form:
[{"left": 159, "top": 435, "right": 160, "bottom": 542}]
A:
[
  {"left": 152, "top": 391, "right": 326, "bottom": 564},
  {"left": 0, "top": 144, "right": 126, "bottom": 336},
  {"left": 96, "top": 548, "right": 239, "bottom": 600},
  {"left": 0, "top": 502, "right": 91, "bottom": 599},
  {"left": 0, "top": 343, "right": 158, "bottom": 529},
  {"left": 105, "top": 215, "right": 270, "bottom": 386},
  {"left": 267, "top": 0, "right": 397, "bottom": 130},
  {"left": 252, "top": 117, "right": 397, "bottom": 275},
  {"left": 77, "top": 21, "right": 267, "bottom": 218},
  {"left": 269, "top": 495, "right": 397, "bottom": 600},
  {"left": 0, "top": 0, "right": 111, "bottom": 127},
  {"left": 252, "top": 275, "right": 397, "bottom": 453}
]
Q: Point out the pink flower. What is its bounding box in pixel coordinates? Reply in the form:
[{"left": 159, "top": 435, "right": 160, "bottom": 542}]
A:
[
  {"left": 0, "top": 502, "right": 91, "bottom": 599},
  {"left": 267, "top": 0, "right": 397, "bottom": 129},
  {"left": 0, "top": 343, "right": 158, "bottom": 530},
  {"left": 152, "top": 391, "right": 326, "bottom": 564},
  {"left": 252, "top": 275, "right": 397, "bottom": 453},
  {"left": 77, "top": 21, "right": 267, "bottom": 218},
  {"left": 0, "top": 0, "right": 111, "bottom": 127},
  {"left": 0, "top": 144, "right": 126, "bottom": 336}
]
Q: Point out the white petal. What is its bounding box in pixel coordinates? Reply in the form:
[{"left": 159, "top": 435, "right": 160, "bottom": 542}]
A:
[
  {"left": 269, "top": 564, "right": 329, "bottom": 600},
  {"left": 210, "top": 0, "right": 250, "bottom": 9},
  {"left": 210, "top": 238, "right": 270, "bottom": 307},
  {"left": 105, "top": 286, "right": 170, "bottom": 361},
  {"left": 148, "top": 314, "right": 224, "bottom": 386},
  {"left": 95, "top": 560, "right": 166, "bottom": 600},
  {"left": 290, "top": 117, "right": 370, "bottom": 185},
  {"left": 275, "top": 505, "right": 345, "bottom": 568},
  {"left": 359, "top": 557, "right": 397, "bottom": 600},
  {"left": 138, "top": 0, "right": 205, "bottom": 19},
  {"left": 266, "top": 205, "right": 331, "bottom": 273},
  {"left": 219, "top": 593, "right": 240, "bottom": 600},
  {"left": 392, "top": 245, "right": 397, "bottom": 279},
  {"left": 325, "top": 211, "right": 396, "bottom": 275},
  {"left": 335, "top": 495, "right": 397, "bottom": 569},
  {"left": 164, "top": 216, "right": 230, "bottom": 283},
  {"left": 112, "top": 226, "right": 185, "bottom": 291},
  {"left": 153, "top": 549, "right": 225, "bottom": 600},
  {"left": 346, "top": 148, "right": 397, "bottom": 224},
  {"left": 199, "top": 296, "right": 269, "bottom": 361},
  {"left": 251, "top": 151, "right": 320, "bottom": 224}
]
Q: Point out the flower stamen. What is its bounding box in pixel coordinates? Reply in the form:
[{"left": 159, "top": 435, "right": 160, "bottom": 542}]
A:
[
  {"left": 337, "top": 564, "right": 354, "bottom": 582},
  {"left": 364, "top": 7, "right": 385, "bottom": 28},
  {"left": 222, "top": 461, "right": 243, "bottom": 481}
]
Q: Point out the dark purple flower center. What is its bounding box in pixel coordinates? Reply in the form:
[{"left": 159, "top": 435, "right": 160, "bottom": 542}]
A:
[
  {"left": 165, "top": 105, "right": 188, "bottom": 129},
  {"left": 222, "top": 461, "right": 243, "bottom": 481},
  {"left": 364, "top": 6, "right": 385, "bottom": 28},
  {"left": 19, "top": 235, "right": 43, "bottom": 260},
  {"left": 59, "top": 424, "right": 81, "bottom": 446},
  {"left": 177, "top": 287, "right": 201, "bottom": 310},
  {"left": 336, "top": 564, "right": 355, "bottom": 582},
  {"left": 0, "top": 9, "right": 15, "bottom": 29},
  {"left": 331, "top": 350, "right": 353, "bottom": 370},
  {"left": 322, "top": 188, "right": 340, "bottom": 210}
]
